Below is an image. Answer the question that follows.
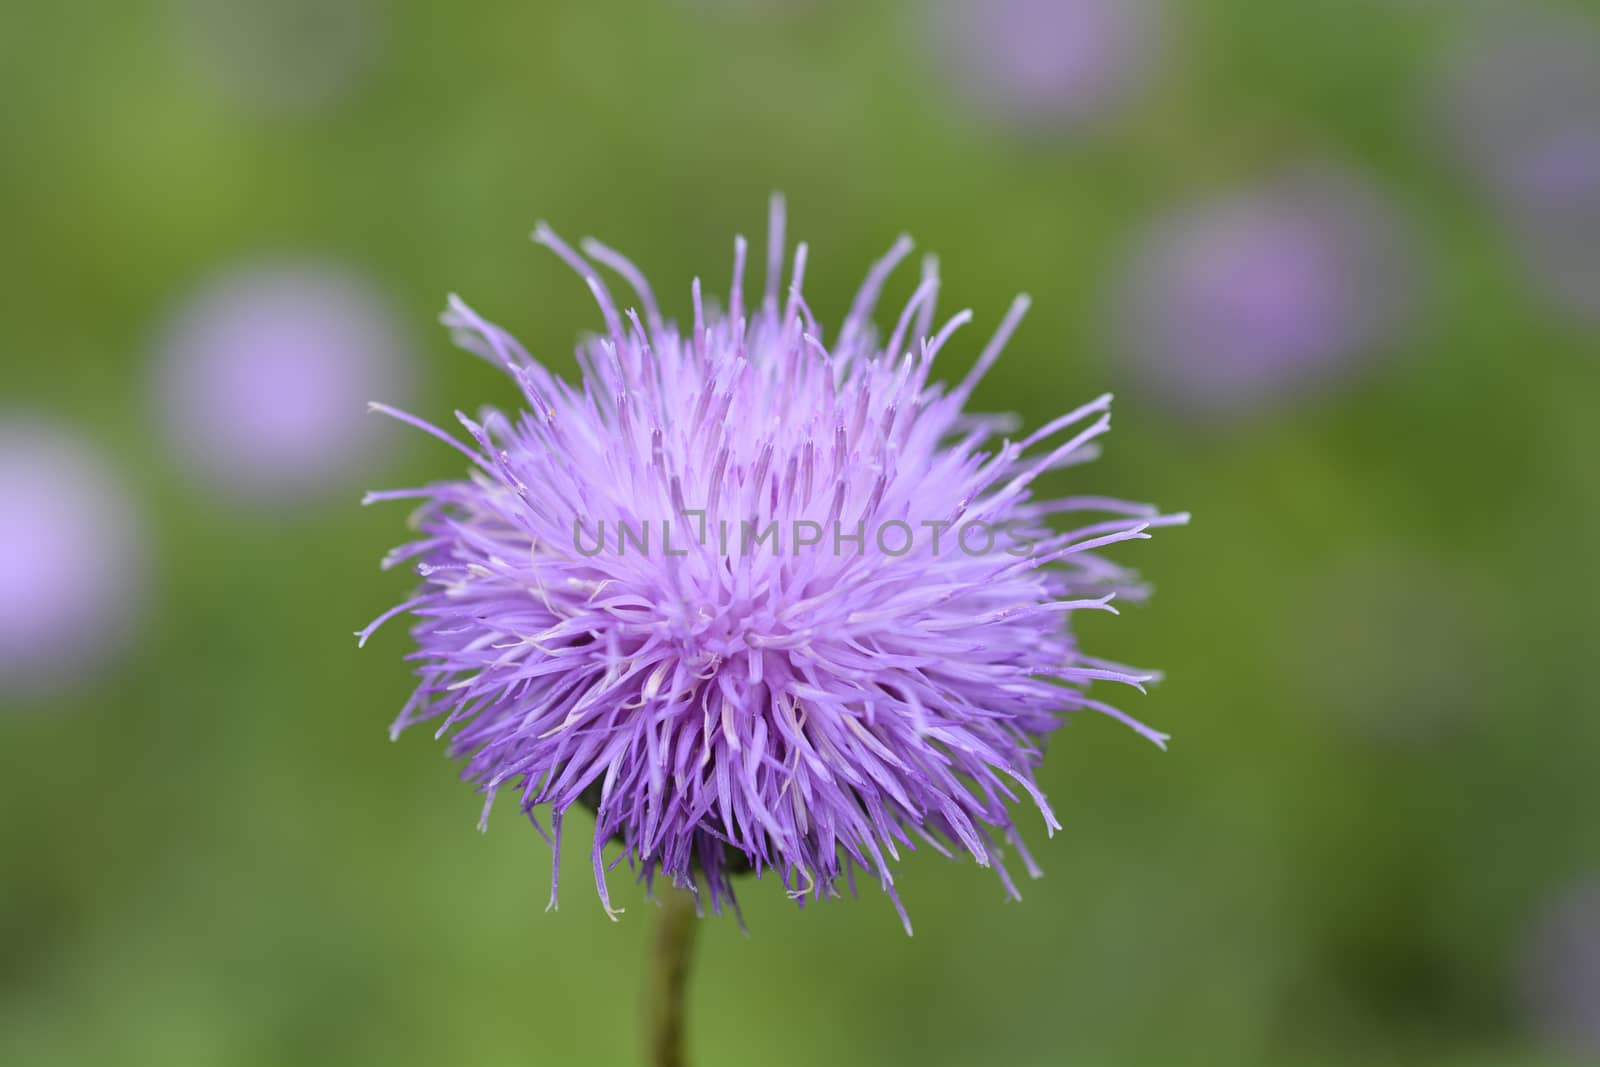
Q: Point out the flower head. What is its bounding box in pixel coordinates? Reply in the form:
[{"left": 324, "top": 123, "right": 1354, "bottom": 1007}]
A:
[{"left": 363, "top": 198, "right": 1184, "bottom": 930}]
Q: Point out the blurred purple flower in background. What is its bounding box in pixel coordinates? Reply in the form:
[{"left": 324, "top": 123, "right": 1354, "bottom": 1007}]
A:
[
  {"left": 1520, "top": 879, "right": 1600, "bottom": 1058},
  {"left": 1435, "top": 9, "right": 1600, "bottom": 323},
  {"left": 173, "top": 0, "right": 383, "bottom": 116},
  {"left": 1113, "top": 169, "right": 1421, "bottom": 417},
  {"left": 154, "top": 262, "right": 411, "bottom": 504},
  {"left": 0, "top": 419, "right": 144, "bottom": 698},
  {"left": 363, "top": 199, "right": 1185, "bottom": 930},
  {"left": 937, "top": 0, "right": 1164, "bottom": 131}
]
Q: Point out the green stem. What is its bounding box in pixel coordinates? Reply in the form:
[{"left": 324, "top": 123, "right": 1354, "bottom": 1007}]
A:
[{"left": 646, "top": 883, "right": 699, "bottom": 1067}]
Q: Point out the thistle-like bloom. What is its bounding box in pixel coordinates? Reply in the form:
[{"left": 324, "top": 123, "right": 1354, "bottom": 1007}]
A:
[{"left": 363, "top": 199, "right": 1184, "bottom": 930}]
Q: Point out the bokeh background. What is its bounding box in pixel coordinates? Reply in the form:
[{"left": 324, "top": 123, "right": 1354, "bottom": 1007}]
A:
[{"left": 4, "top": 0, "right": 1599, "bottom": 1064}]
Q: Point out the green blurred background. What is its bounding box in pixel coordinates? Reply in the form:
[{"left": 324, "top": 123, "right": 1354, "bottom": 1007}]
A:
[{"left": 3, "top": 1, "right": 1598, "bottom": 1064}]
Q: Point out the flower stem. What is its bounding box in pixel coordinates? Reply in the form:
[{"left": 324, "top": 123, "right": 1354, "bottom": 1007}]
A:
[{"left": 646, "top": 883, "right": 699, "bottom": 1067}]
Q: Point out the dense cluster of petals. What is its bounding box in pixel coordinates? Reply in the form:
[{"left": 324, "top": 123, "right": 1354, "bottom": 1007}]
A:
[{"left": 363, "top": 198, "right": 1184, "bottom": 930}]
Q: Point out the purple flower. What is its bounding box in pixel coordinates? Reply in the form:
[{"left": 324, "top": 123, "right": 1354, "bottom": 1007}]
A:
[
  {"left": 1114, "top": 169, "right": 1420, "bottom": 417},
  {"left": 1520, "top": 879, "right": 1600, "bottom": 1057},
  {"left": 362, "top": 198, "right": 1184, "bottom": 930},
  {"left": 154, "top": 262, "right": 411, "bottom": 503},
  {"left": 0, "top": 418, "right": 144, "bottom": 697},
  {"left": 937, "top": 0, "right": 1163, "bottom": 131},
  {"left": 1434, "top": 11, "right": 1600, "bottom": 323}
]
